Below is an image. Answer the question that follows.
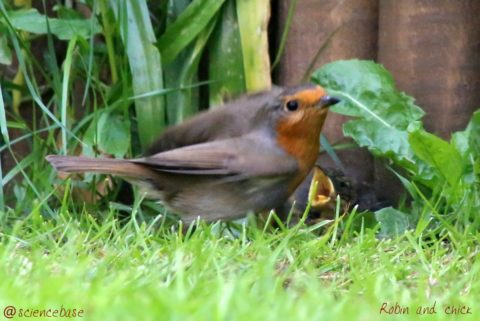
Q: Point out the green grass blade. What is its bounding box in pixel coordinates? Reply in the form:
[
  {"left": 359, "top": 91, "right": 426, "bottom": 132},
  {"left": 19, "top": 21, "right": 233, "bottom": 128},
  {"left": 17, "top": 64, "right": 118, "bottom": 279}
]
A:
[
  {"left": 302, "top": 26, "right": 341, "bottom": 82},
  {"left": 172, "top": 19, "right": 217, "bottom": 123},
  {"left": 164, "top": 0, "right": 202, "bottom": 124},
  {"left": 0, "top": 125, "right": 59, "bottom": 154},
  {"left": 60, "top": 36, "right": 78, "bottom": 155},
  {"left": 81, "top": 18, "right": 97, "bottom": 106},
  {"left": 4, "top": 8, "right": 100, "bottom": 40},
  {"left": 156, "top": 0, "right": 226, "bottom": 65},
  {"left": 42, "top": 0, "right": 62, "bottom": 114},
  {"left": 271, "top": 0, "right": 297, "bottom": 70},
  {"left": 0, "top": 8, "right": 82, "bottom": 144},
  {"left": 236, "top": 0, "right": 271, "bottom": 91},
  {"left": 2, "top": 152, "right": 35, "bottom": 185},
  {"left": 320, "top": 134, "right": 346, "bottom": 172},
  {"left": 112, "top": 0, "right": 165, "bottom": 151},
  {"left": 208, "top": 0, "right": 245, "bottom": 106},
  {"left": 0, "top": 83, "right": 9, "bottom": 144},
  {"left": 0, "top": 84, "right": 7, "bottom": 211},
  {"left": 99, "top": 0, "right": 118, "bottom": 83}
]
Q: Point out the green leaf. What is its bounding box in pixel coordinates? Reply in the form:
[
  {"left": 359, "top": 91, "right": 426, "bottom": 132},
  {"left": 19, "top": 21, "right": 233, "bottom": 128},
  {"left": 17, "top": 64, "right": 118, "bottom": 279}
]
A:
[
  {"left": 452, "top": 110, "right": 480, "bottom": 159},
  {"left": 208, "top": 0, "right": 245, "bottom": 106},
  {"left": 468, "top": 111, "right": 480, "bottom": 155},
  {"left": 0, "top": 33, "right": 12, "bottom": 65},
  {"left": 343, "top": 119, "right": 416, "bottom": 170},
  {"left": 312, "top": 60, "right": 432, "bottom": 183},
  {"left": 409, "top": 130, "right": 464, "bottom": 187},
  {"left": 4, "top": 8, "right": 100, "bottom": 40},
  {"left": 375, "top": 207, "right": 411, "bottom": 237},
  {"left": 164, "top": 0, "right": 217, "bottom": 124},
  {"left": 156, "top": 0, "right": 226, "bottom": 65},
  {"left": 84, "top": 111, "right": 130, "bottom": 158},
  {"left": 169, "top": 20, "right": 217, "bottom": 124},
  {"left": 112, "top": 0, "right": 165, "bottom": 151},
  {"left": 312, "top": 60, "right": 424, "bottom": 128},
  {"left": 236, "top": 0, "right": 271, "bottom": 91},
  {"left": 98, "top": 113, "right": 130, "bottom": 158}
]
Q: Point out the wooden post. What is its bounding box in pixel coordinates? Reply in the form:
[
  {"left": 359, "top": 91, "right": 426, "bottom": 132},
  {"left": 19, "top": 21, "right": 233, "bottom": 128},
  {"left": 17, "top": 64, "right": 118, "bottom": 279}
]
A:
[{"left": 377, "top": 0, "right": 480, "bottom": 201}]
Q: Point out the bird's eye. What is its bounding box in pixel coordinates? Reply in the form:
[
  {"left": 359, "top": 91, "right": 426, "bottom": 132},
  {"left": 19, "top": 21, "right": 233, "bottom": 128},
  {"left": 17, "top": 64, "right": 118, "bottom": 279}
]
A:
[{"left": 285, "top": 100, "right": 299, "bottom": 111}]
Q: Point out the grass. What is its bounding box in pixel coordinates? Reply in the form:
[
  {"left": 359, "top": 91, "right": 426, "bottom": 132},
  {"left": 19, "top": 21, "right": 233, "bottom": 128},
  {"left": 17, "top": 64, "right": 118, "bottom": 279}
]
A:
[{"left": 0, "top": 204, "right": 478, "bottom": 321}]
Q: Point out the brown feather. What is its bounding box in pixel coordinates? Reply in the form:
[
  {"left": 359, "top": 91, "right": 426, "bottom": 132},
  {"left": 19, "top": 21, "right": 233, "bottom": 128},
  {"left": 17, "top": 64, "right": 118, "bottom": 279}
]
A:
[
  {"left": 146, "top": 87, "right": 284, "bottom": 155},
  {"left": 45, "top": 155, "right": 155, "bottom": 179}
]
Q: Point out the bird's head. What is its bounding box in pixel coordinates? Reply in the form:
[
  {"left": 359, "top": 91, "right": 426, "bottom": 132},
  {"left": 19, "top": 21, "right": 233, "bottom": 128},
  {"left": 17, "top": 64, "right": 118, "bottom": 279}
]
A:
[
  {"left": 275, "top": 84, "right": 339, "bottom": 132},
  {"left": 250, "top": 84, "right": 340, "bottom": 191}
]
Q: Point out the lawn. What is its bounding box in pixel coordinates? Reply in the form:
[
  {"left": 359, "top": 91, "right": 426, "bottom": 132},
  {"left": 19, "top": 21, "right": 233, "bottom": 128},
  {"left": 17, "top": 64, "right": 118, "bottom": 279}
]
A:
[{"left": 0, "top": 206, "right": 478, "bottom": 321}]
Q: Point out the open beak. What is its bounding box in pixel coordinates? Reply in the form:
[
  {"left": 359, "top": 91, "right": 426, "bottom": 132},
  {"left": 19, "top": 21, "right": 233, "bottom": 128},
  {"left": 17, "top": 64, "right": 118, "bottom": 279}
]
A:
[{"left": 319, "top": 96, "right": 341, "bottom": 108}]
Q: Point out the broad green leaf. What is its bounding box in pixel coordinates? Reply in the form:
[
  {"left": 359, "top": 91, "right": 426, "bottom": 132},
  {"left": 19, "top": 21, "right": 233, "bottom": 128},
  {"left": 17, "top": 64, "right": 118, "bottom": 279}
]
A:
[
  {"left": 343, "top": 119, "right": 416, "bottom": 169},
  {"left": 0, "top": 33, "right": 12, "bottom": 65},
  {"left": 375, "top": 207, "right": 411, "bottom": 237},
  {"left": 164, "top": 0, "right": 216, "bottom": 124},
  {"left": 451, "top": 110, "right": 479, "bottom": 186},
  {"left": 4, "top": 8, "right": 100, "bottom": 40},
  {"left": 165, "top": 0, "right": 191, "bottom": 24},
  {"left": 236, "top": 0, "right": 271, "bottom": 91},
  {"left": 97, "top": 113, "right": 130, "bottom": 158},
  {"left": 112, "top": 0, "right": 165, "bottom": 150},
  {"left": 208, "top": 0, "right": 245, "bottom": 106},
  {"left": 84, "top": 111, "right": 130, "bottom": 158},
  {"left": 312, "top": 60, "right": 424, "bottom": 128},
  {"left": 312, "top": 60, "right": 430, "bottom": 183},
  {"left": 0, "top": 5, "right": 82, "bottom": 146},
  {"left": 452, "top": 110, "right": 480, "bottom": 159},
  {"left": 167, "top": 19, "right": 217, "bottom": 124},
  {"left": 409, "top": 130, "right": 464, "bottom": 187},
  {"left": 468, "top": 111, "right": 480, "bottom": 155},
  {"left": 164, "top": 0, "right": 192, "bottom": 125},
  {"left": 53, "top": 4, "right": 86, "bottom": 20},
  {"left": 157, "top": 0, "right": 226, "bottom": 65}
]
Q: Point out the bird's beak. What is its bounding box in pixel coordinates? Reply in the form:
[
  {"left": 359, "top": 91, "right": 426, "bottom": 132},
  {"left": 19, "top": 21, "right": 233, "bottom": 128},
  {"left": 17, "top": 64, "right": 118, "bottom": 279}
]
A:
[{"left": 319, "top": 96, "right": 341, "bottom": 108}]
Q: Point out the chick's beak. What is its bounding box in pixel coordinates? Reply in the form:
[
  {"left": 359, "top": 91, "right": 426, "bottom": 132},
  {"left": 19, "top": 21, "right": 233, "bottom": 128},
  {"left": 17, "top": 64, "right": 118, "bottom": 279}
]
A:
[{"left": 319, "top": 95, "right": 341, "bottom": 108}]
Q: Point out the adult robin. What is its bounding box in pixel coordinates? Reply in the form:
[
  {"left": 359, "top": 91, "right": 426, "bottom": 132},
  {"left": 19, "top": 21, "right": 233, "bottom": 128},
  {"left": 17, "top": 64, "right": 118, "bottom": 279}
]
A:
[{"left": 47, "top": 84, "right": 340, "bottom": 223}]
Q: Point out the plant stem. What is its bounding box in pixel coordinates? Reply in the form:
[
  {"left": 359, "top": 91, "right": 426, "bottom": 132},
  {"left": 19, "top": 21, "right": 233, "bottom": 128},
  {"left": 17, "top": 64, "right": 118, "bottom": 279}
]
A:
[{"left": 100, "top": 0, "right": 118, "bottom": 84}]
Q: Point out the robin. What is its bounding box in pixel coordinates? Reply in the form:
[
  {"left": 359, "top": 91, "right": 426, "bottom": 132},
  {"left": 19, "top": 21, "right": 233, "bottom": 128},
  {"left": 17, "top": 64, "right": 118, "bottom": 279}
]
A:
[{"left": 47, "top": 85, "right": 340, "bottom": 223}]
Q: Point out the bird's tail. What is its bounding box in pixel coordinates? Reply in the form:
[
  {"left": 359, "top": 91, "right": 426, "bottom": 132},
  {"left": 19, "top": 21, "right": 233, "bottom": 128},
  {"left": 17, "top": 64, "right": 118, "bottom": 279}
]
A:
[{"left": 46, "top": 155, "right": 153, "bottom": 179}]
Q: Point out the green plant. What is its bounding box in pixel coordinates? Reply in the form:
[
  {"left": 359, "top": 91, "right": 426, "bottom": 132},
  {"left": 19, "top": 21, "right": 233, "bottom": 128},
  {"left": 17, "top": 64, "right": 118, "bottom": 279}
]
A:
[
  {"left": 0, "top": 0, "right": 272, "bottom": 214},
  {"left": 313, "top": 60, "right": 480, "bottom": 237}
]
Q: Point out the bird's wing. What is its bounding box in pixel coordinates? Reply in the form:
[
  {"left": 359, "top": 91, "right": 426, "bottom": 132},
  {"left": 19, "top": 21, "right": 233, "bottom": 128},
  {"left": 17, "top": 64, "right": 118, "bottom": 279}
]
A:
[
  {"left": 145, "top": 87, "right": 284, "bottom": 155},
  {"left": 133, "top": 136, "right": 299, "bottom": 177}
]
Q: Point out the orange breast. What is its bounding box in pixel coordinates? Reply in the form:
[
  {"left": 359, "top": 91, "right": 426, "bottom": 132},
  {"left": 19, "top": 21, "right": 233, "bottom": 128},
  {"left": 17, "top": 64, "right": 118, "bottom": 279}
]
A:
[{"left": 276, "top": 109, "right": 328, "bottom": 193}]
